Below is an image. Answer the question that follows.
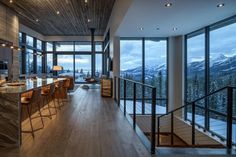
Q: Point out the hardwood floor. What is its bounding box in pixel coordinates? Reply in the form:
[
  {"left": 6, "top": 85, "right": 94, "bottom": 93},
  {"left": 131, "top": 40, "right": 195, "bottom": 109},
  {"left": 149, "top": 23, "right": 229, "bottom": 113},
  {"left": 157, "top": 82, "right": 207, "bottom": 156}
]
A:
[{"left": 0, "top": 88, "right": 151, "bottom": 157}]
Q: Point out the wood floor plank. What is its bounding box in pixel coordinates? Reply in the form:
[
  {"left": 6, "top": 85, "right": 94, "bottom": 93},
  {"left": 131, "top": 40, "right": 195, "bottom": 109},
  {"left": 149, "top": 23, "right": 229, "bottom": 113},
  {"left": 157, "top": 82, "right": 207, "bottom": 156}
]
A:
[{"left": 0, "top": 88, "right": 151, "bottom": 157}]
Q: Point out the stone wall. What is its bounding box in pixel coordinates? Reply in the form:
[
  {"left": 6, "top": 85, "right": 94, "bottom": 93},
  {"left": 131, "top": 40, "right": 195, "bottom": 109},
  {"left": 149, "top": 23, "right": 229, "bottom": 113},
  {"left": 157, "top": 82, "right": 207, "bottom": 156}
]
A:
[{"left": 0, "top": 3, "right": 19, "bottom": 80}]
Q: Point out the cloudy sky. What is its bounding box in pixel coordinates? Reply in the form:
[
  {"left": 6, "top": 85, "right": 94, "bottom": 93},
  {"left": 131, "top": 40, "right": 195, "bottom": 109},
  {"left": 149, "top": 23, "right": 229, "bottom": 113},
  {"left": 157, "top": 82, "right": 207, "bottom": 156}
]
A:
[
  {"left": 188, "top": 22, "right": 236, "bottom": 63},
  {"left": 120, "top": 39, "right": 167, "bottom": 71}
]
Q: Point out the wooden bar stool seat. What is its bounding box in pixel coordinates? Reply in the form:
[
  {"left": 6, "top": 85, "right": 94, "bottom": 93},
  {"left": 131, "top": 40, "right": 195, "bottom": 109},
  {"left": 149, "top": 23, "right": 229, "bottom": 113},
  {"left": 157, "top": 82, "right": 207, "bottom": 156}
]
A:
[{"left": 21, "top": 88, "right": 44, "bottom": 138}]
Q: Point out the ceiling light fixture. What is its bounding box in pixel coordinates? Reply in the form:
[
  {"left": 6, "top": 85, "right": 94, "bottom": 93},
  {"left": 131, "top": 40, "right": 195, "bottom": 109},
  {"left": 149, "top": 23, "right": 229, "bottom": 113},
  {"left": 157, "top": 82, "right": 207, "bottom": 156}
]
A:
[
  {"left": 36, "top": 19, "right": 39, "bottom": 22},
  {"left": 217, "top": 3, "right": 225, "bottom": 8},
  {"left": 88, "top": 19, "right": 91, "bottom": 22},
  {"left": 56, "top": 11, "right": 60, "bottom": 15},
  {"left": 165, "top": 2, "right": 172, "bottom": 7},
  {"left": 9, "top": 0, "right": 13, "bottom": 3},
  {"left": 85, "top": 0, "right": 88, "bottom": 3},
  {"left": 10, "top": 46, "right": 14, "bottom": 49},
  {"left": 1, "top": 43, "right": 6, "bottom": 47},
  {"left": 138, "top": 27, "right": 144, "bottom": 31}
]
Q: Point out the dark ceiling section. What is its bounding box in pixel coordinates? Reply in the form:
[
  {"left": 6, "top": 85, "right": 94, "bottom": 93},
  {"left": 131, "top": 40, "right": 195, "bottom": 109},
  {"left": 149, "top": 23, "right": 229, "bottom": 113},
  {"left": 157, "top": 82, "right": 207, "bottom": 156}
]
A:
[{"left": 1, "top": 0, "right": 115, "bottom": 36}]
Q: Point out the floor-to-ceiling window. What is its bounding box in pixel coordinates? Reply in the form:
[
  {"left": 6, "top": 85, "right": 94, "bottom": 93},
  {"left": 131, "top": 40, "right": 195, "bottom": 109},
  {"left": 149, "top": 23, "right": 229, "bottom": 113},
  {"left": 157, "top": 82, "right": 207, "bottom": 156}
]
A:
[
  {"left": 37, "top": 53, "right": 42, "bottom": 74},
  {"left": 120, "top": 38, "right": 168, "bottom": 114},
  {"left": 120, "top": 39, "right": 142, "bottom": 82},
  {"left": 57, "top": 55, "right": 74, "bottom": 77},
  {"left": 26, "top": 49, "right": 34, "bottom": 74},
  {"left": 185, "top": 17, "right": 236, "bottom": 142},
  {"left": 74, "top": 55, "right": 91, "bottom": 82},
  {"left": 95, "top": 54, "right": 102, "bottom": 77}
]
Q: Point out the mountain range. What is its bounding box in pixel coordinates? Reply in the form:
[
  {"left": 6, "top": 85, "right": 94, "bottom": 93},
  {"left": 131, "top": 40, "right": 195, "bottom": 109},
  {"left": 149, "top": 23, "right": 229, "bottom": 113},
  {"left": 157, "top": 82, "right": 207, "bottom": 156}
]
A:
[{"left": 121, "top": 54, "right": 236, "bottom": 79}]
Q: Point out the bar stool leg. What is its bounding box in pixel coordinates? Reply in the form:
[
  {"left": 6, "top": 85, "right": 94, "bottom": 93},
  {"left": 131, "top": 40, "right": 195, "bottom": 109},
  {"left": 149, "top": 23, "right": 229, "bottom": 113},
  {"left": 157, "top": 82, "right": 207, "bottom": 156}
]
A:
[
  {"left": 46, "top": 96, "right": 53, "bottom": 119},
  {"left": 26, "top": 105, "right": 34, "bottom": 138},
  {"left": 37, "top": 102, "right": 44, "bottom": 127}
]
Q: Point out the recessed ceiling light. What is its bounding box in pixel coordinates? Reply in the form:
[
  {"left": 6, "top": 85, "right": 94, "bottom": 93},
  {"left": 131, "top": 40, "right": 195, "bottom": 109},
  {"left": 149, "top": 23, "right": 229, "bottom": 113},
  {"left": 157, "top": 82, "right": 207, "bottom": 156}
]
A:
[
  {"left": 9, "top": 0, "right": 13, "bottom": 3},
  {"left": 36, "top": 19, "right": 39, "bottom": 22},
  {"left": 56, "top": 11, "right": 60, "bottom": 15},
  {"left": 1, "top": 44, "right": 6, "bottom": 47},
  {"left": 165, "top": 2, "right": 172, "bottom": 7},
  {"left": 88, "top": 19, "right": 91, "bottom": 22},
  {"left": 85, "top": 0, "right": 88, "bottom": 3},
  {"left": 10, "top": 46, "right": 14, "bottom": 49},
  {"left": 217, "top": 3, "right": 225, "bottom": 8},
  {"left": 138, "top": 27, "right": 144, "bottom": 31},
  {"left": 173, "top": 27, "right": 178, "bottom": 31},
  {"left": 17, "top": 48, "right": 21, "bottom": 51}
]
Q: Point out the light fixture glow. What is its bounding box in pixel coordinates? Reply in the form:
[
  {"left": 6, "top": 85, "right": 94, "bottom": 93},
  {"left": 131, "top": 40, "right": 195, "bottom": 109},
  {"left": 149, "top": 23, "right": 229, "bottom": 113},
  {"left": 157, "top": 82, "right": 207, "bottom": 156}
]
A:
[
  {"left": 85, "top": 0, "right": 88, "bottom": 3},
  {"left": 9, "top": 0, "right": 13, "bottom": 3},
  {"left": 36, "top": 19, "right": 39, "bottom": 22},
  {"left": 10, "top": 46, "right": 14, "bottom": 49},
  {"left": 165, "top": 2, "right": 172, "bottom": 7},
  {"left": 217, "top": 3, "right": 225, "bottom": 8},
  {"left": 1, "top": 44, "right": 6, "bottom": 47},
  {"left": 88, "top": 19, "right": 91, "bottom": 22},
  {"left": 56, "top": 11, "right": 60, "bottom": 15},
  {"left": 17, "top": 48, "right": 21, "bottom": 51}
]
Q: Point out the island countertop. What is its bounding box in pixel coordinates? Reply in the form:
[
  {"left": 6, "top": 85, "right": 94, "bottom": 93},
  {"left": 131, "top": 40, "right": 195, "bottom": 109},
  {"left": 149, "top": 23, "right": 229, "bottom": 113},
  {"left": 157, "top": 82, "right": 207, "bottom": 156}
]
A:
[
  {"left": 0, "top": 78, "right": 65, "bottom": 94},
  {"left": 0, "top": 78, "right": 66, "bottom": 148}
]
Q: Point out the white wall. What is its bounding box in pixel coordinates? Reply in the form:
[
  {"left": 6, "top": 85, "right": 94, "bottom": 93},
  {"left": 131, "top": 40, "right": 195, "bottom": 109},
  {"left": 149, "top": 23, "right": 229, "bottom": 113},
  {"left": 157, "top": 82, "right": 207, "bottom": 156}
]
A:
[{"left": 168, "top": 36, "right": 185, "bottom": 111}]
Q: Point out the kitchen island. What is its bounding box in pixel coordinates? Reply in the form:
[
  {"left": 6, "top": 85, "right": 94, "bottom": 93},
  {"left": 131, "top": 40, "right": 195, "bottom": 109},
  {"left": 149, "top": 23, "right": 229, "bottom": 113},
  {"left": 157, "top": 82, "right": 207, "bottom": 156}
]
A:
[{"left": 0, "top": 78, "right": 65, "bottom": 148}]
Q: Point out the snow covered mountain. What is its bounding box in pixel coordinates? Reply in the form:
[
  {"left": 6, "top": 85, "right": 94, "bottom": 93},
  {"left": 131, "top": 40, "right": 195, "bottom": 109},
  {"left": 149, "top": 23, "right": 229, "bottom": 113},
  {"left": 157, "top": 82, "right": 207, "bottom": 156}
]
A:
[{"left": 121, "top": 54, "right": 236, "bottom": 79}]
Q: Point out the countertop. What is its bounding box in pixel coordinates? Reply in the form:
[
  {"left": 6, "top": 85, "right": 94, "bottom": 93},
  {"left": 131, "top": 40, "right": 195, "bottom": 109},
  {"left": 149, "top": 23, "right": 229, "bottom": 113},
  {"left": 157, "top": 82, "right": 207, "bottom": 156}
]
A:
[{"left": 0, "top": 78, "right": 65, "bottom": 94}]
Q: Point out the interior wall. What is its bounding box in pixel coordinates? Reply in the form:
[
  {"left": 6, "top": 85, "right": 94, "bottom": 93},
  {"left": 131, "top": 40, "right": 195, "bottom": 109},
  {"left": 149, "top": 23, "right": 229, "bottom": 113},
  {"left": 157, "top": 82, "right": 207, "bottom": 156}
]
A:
[
  {"left": 168, "top": 36, "right": 185, "bottom": 111},
  {"left": 0, "top": 3, "right": 19, "bottom": 80}
]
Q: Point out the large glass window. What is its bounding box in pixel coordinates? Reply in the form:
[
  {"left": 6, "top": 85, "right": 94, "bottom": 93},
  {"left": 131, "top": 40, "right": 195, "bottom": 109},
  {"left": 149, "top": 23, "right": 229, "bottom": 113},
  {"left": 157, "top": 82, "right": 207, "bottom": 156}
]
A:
[
  {"left": 75, "top": 42, "right": 91, "bottom": 51},
  {"left": 26, "top": 36, "right": 34, "bottom": 47},
  {"left": 120, "top": 39, "right": 142, "bottom": 81},
  {"left": 46, "top": 42, "right": 53, "bottom": 51},
  {"left": 74, "top": 55, "right": 91, "bottom": 82},
  {"left": 37, "top": 53, "right": 42, "bottom": 74},
  {"left": 37, "top": 40, "right": 42, "bottom": 50},
  {"left": 96, "top": 43, "right": 103, "bottom": 52},
  {"left": 46, "top": 53, "right": 53, "bottom": 73},
  {"left": 186, "top": 31, "right": 205, "bottom": 102},
  {"left": 57, "top": 55, "right": 74, "bottom": 77},
  {"left": 185, "top": 18, "right": 236, "bottom": 143},
  {"left": 26, "top": 49, "right": 34, "bottom": 74},
  {"left": 145, "top": 39, "right": 167, "bottom": 98},
  {"left": 95, "top": 54, "right": 102, "bottom": 77},
  {"left": 56, "top": 42, "right": 74, "bottom": 51}
]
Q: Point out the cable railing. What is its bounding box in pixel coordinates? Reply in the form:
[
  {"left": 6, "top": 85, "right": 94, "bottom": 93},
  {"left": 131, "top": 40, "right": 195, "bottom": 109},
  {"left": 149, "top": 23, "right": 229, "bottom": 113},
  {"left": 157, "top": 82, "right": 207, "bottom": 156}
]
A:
[
  {"left": 157, "top": 86, "right": 236, "bottom": 149},
  {"left": 114, "top": 76, "right": 235, "bottom": 154},
  {"left": 114, "top": 76, "right": 167, "bottom": 154}
]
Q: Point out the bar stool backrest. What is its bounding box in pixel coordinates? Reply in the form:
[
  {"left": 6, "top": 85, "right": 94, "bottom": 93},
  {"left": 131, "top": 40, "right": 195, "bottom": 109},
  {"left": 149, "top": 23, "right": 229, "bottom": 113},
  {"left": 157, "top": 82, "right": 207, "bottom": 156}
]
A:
[
  {"left": 30, "top": 88, "right": 41, "bottom": 104},
  {"left": 49, "top": 84, "right": 55, "bottom": 97},
  {"left": 63, "top": 79, "right": 70, "bottom": 88}
]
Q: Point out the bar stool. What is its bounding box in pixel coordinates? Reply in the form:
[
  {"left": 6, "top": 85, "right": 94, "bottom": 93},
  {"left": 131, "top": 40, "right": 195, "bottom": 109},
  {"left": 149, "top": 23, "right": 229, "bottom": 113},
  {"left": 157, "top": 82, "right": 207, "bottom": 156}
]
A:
[
  {"left": 21, "top": 88, "right": 44, "bottom": 138},
  {"left": 63, "top": 78, "right": 70, "bottom": 100},
  {"left": 41, "top": 84, "right": 57, "bottom": 118},
  {"left": 54, "top": 80, "right": 64, "bottom": 109}
]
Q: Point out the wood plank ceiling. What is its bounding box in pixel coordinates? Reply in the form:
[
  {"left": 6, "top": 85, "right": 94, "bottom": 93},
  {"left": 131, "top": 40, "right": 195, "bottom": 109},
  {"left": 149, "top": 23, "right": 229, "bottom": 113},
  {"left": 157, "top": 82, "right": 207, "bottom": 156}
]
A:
[{"left": 1, "top": 0, "right": 115, "bottom": 36}]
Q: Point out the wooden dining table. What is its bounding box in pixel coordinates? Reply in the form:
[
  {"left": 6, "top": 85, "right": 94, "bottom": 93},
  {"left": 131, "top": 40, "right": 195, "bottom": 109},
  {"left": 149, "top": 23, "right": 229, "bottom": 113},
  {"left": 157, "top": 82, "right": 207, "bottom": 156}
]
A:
[{"left": 0, "top": 78, "right": 66, "bottom": 148}]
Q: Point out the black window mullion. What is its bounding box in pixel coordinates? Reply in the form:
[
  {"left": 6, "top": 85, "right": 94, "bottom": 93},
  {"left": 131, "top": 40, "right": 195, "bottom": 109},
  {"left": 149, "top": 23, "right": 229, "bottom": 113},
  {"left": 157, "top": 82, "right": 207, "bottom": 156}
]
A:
[{"left": 205, "top": 27, "right": 210, "bottom": 131}]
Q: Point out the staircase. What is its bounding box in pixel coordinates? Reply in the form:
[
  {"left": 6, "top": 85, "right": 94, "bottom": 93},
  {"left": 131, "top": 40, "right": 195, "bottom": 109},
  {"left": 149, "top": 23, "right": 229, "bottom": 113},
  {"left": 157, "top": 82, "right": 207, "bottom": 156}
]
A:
[{"left": 114, "top": 76, "right": 236, "bottom": 155}]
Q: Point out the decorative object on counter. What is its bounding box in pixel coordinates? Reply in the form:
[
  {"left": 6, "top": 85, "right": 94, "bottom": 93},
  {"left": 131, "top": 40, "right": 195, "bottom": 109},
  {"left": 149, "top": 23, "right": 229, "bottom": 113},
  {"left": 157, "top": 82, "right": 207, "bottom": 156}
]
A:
[{"left": 100, "top": 78, "right": 112, "bottom": 97}]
